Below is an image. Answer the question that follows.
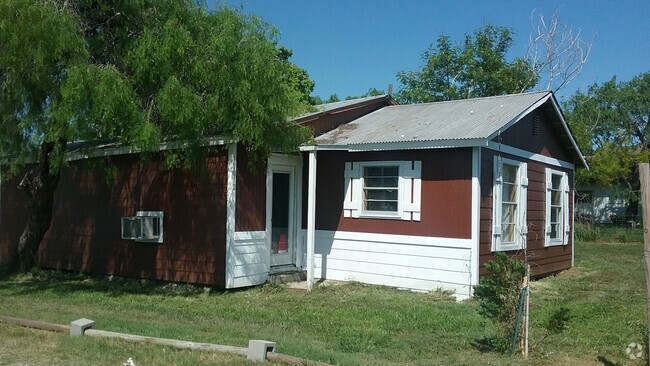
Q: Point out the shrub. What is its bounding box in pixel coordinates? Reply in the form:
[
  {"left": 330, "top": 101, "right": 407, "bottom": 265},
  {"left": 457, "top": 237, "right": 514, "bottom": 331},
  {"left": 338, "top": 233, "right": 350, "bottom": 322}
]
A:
[{"left": 473, "top": 252, "right": 526, "bottom": 351}]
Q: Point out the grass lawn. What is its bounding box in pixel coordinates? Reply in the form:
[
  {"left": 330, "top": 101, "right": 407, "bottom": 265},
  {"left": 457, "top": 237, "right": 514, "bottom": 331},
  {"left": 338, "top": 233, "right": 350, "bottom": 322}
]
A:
[{"left": 0, "top": 227, "right": 646, "bottom": 365}]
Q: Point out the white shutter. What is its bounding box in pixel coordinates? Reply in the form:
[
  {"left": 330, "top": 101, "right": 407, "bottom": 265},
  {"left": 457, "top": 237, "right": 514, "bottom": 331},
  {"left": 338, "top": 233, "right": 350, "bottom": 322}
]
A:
[
  {"left": 343, "top": 162, "right": 361, "bottom": 218},
  {"left": 519, "top": 162, "right": 528, "bottom": 242},
  {"left": 545, "top": 168, "right": 552, "bottom": 246},
  {"left": 402, "top": 161, "right": 422, "bottom": 221},
  {"left": 562, "top": 172, "right": 570, "bottom": 245},
  {"left": 492, "top": 158, "right": 502, "bottom": 251}
]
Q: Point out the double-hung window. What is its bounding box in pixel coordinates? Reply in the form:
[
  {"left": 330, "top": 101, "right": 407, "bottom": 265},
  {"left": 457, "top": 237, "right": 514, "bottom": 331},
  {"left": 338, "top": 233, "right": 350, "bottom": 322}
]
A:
[
  {"left": 343, "top": 161, "right": 421, "bottom": 221},
  {"left": 363, "top": 165, "right": 399, "bottom": 212},
  {"left": 492, "top": 157, "right": 527, "bottom": 251},
  {"left": 545, "top": 169, "right": 570, "bottom": 246}
]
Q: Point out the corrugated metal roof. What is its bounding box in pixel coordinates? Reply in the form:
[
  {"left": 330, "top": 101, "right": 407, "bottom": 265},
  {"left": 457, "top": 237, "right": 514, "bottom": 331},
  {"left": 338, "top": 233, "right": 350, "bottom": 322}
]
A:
[{"left": 315, "top": 91, "right": 551, "bottom": 145}]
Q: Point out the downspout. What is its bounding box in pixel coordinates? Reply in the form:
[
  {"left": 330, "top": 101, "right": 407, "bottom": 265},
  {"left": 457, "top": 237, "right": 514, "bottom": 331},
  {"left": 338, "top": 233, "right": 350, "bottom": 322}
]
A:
[{"left": 306, "top": 147, "right": 318, "bottom": 291}]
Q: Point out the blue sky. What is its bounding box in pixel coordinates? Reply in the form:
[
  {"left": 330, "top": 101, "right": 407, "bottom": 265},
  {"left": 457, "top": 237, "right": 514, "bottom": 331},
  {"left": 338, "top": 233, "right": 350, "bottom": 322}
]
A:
[{"left": 226, "top": 0, "right": 649, "bottom": 102}]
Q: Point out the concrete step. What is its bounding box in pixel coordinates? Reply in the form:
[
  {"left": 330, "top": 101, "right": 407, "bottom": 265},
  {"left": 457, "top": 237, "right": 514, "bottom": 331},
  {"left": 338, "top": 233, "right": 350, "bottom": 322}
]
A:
[{"left": 268, "top": 270, "right": 306, "bottom": 285}]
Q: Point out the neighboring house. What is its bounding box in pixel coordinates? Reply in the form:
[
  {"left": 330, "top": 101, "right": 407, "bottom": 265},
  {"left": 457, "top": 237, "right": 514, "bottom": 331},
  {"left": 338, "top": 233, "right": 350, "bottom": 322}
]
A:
[
  {"left": 575, "top": 184, "right": 638, "bottom": 224},
  {"left": 0, "top": 91, "right": 586, "bottom": 300}
]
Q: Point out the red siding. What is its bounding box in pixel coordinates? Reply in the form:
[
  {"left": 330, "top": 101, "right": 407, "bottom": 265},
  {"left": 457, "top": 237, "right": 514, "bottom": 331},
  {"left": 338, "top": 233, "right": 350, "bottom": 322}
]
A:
[
  {"left": 235, "top": 144, "right": 266, "bottom": 231},
  {"left": 306, "top": 148, "right": 472, "bottom": 239},
  {"left": 1, "top": 151, "right": 229, "bottom": 286},
  {"left": 496, "top": 108, "right": 573, "bottom": 162},
  {"left": 479, "top": 149, "right": 573, "bottom": 277},
  {"left": 0, "top": 172, "right": 29, "bottom": 264}
]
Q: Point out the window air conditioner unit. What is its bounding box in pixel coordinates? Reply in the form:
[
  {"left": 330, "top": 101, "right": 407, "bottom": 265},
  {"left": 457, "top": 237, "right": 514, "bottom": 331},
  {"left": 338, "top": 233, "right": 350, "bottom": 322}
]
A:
[{"left": 121, "top": 211, "right": 163, "bottom": 243}]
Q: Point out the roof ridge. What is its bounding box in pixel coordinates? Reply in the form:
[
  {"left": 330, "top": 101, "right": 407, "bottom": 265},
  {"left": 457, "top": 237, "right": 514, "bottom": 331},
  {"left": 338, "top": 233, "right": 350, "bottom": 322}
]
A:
[{"left": 394, "top": 90, "right": 551, "bottom": 108}]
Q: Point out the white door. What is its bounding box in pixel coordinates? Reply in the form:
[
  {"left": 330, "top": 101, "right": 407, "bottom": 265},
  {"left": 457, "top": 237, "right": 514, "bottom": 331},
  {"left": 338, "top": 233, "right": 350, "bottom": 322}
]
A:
[{"left": 267, "top": 155, "right": 301, "bottom": 267}]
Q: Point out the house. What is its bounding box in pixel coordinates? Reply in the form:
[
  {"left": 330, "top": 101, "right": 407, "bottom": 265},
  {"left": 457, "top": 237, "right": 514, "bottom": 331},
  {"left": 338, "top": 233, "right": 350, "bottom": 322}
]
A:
[
  {"left": 0, "top": 91, "right": 586, "bottom": 300},
  {"left": 576, "top": 183, "right": 639, "bottom": 225},
  {"left": 300, "top": 91, "right": 587, "bottom": 299}
]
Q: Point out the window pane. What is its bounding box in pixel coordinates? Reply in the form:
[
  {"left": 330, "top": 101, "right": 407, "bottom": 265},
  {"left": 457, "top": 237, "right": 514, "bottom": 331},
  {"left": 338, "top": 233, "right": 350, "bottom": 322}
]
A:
[
  {"left": 502, "top": 203, "right": 517, "bottom": 224},
  {"left": 551, "top": 190, "right": 562, "bottom": 205},
  {"left": 365, "top": 189, "right": 398, "bottom": 200},
  {"left": 551, "top": 207, "right": 561, "bottom": 222},
  {"left": 502, "top": 183, "right": 517, "bottom": 203},
  {"left": 552, "top": 174, "right": 562, "bottom": 190},
  {"left": 365, "top": 177, "right": 398, "bottom": 188},
  {"left": 503, "top": 164, "right": 518, "bottom": 184},
  {"left": 365, "top": 166, "right": 398, "bottom": 177},
  {"left": 550, "top": 223, "right": 559, "bottom": 239},
  {"left": 366, "top": 201, "right": 398, "bottom": 212},
  {"left": 502, "top": 224, "right": 516, "bottom": 242}
]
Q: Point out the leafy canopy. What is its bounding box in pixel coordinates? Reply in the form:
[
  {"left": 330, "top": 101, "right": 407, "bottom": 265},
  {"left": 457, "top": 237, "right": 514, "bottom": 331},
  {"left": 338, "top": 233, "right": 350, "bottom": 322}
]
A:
[
  {"left": 564, "top": 72, "right": 650, "bottom": 187},
  {"left": 396, "top": 25, "right": 538, "bottom": 104},
  {"left": 0, "top": 0, "right": 312, "bottom": 174}
]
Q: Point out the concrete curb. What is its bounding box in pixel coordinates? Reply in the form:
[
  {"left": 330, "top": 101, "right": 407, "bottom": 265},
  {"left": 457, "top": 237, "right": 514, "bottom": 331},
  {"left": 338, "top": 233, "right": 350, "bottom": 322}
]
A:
[{"left": 0, "top": 315, "right": 331, "bottom": 365}]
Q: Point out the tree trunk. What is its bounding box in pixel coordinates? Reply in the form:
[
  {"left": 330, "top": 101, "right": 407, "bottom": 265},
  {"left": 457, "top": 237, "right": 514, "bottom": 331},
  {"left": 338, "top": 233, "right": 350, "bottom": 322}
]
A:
[{"left": 15, "top": 141, "right": 63, "bottom": 272}]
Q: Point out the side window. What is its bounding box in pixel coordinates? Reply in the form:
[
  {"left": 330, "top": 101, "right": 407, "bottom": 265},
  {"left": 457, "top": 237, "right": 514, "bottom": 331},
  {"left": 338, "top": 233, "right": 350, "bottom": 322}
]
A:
[
  {"left": 545, "top": 169, "right": 570, "bottom": 246},
  {"left": 492, "top": 157, "right": 528, "bottom": 251},
  {"left": 344, "top": 161, "right": 421, "bottom": 221}
]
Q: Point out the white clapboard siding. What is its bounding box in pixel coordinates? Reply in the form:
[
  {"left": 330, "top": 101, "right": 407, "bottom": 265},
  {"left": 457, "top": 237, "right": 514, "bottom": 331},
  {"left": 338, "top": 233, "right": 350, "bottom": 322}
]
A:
[
  {"left": 227, "top": 231, "right": 268, "bottom": 288},
  {"left": 313, "top": 230, "right": 473, "bottom": 299}
]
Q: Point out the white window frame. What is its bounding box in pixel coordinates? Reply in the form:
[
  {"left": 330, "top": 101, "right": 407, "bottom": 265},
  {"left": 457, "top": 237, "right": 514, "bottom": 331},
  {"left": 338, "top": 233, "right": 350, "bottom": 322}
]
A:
[
  {"left": 121, "top": 211, "right": 164, "bottom": 243},
  {"left": 545, "top": 168, "right": 570, "bottom": 247},
  {"left": 343, "top": 160, "right": 421, "bottom": 221},
  {"left": 492, "top": 157, "right": 528, "bottom": 252}
]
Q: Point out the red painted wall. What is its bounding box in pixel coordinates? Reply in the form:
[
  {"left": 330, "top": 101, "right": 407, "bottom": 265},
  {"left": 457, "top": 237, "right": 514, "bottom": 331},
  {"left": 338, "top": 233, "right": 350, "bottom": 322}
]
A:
[
  {"left": 479, "top": 150, "right": 574, "bottom": 277},
  {"left": 1, "top": 150, "right": 229, "bottom": 286},
  {"left": 235, "top": 144, "right": 266, "bottom": 232},
  {"left": 305, "top": 148, "right": 473, "bottom": 239}
]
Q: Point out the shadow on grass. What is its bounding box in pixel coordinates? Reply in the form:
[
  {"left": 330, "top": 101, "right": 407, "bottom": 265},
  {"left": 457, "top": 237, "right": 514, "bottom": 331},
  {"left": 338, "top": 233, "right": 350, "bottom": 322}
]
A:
[
  {"left": 0, "top": 268, "right": 233, "bottom": 298},
  {"left": 596, "top": 355, "right": 621, "bottom": 366},
  {"left": 470, "top": 336, "right": 503, "bottom": 353}
]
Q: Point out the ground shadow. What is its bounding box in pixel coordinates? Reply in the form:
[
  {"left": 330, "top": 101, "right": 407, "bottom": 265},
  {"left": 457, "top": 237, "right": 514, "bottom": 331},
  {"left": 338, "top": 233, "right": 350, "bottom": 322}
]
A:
[
  {"left": 470, "top": 336, "right": 502, "bottom": 353},
  {"left": 0, "top": 269, "right": 232, "bottom": 298},
  {"left": 597, "top": 356, "right": 621, "bottom": 366}
]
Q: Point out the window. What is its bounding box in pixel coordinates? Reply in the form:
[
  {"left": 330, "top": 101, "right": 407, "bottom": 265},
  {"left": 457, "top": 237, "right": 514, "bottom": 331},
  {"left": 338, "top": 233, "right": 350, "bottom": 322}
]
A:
[
  {"left": 363, "top": 165, "right": 399, "bottom": 212},
  {"left": 121, "top": 211, "right": 164, "bottom": 243},
  {"left": 492, "top": 157, "right": 527, "bottom": 251},
  {"left": 344, "top": 161, "right": 421, "bottom": 220},
  {"left": 545, "top": 169, "right": 569, "bottom": 246}
]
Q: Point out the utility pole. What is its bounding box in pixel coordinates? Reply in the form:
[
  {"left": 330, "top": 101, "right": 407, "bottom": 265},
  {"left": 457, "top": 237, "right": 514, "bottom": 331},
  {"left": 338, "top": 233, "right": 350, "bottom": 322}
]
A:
[{"left": 639, "top": 163, "right": 650, "bottom": 365}]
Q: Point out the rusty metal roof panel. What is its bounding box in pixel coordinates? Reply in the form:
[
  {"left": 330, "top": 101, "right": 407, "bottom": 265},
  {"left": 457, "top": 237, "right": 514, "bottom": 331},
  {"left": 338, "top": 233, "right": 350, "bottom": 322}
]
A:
[
  {"left": 295, "top": 95, "right": 391, "bottom": 120},
  {"left": 315, "top": 91, "right": 551, "bottom": 146}
]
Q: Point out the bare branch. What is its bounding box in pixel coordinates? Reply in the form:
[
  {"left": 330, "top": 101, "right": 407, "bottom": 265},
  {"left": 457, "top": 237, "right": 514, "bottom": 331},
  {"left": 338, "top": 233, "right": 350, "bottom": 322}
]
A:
[{"left": 525, "top": 9, "right": 596, "bottom": 93}]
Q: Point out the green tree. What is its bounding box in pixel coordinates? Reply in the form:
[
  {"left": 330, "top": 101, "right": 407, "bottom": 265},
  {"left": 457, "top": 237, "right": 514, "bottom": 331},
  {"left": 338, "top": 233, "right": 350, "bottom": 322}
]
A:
[
  {"left": 565, "top": 73, "right": 650, "bottom": 215},
  {"left": 345, "top": 87, "right": 385, "bottom": 100},
  {"left": 0, "top": 0, "right": 311, "bottom": 271},
  {"left": 277, "top": 46, "right": 315, "bottom": 105},
  {"left": 325, "top": 94, "right": 341, "bottom": 103},
  {"left": 395, "top": 25, "right": 538, "bottom": 103}
]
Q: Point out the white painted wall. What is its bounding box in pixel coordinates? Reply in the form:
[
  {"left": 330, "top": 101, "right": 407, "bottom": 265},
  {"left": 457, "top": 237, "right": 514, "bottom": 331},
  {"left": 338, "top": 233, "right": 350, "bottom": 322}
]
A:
[
  {"left": 227, "top": 231, "right": 269, "bottom": 288},
  {"left": 312, "top": 230, "right": 473, "bottom": 300},
  {"left": 576, "top": 184, "right": 635, "bottom": 223}
]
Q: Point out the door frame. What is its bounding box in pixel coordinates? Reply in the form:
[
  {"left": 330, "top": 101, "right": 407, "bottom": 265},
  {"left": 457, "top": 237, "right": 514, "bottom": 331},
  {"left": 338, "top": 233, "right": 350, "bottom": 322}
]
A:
[{"left": 266, "top": 154, "right": 303, "bottom": 268}]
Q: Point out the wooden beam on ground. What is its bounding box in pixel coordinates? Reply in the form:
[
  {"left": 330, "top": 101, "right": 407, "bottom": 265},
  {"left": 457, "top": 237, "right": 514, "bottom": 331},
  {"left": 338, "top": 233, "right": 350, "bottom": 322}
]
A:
[
  {"left": 640, "top": 162, "right": 650, "bottom": 365},
  {"left": 0, "top": 315, "right": 69, "bottom": 333}
]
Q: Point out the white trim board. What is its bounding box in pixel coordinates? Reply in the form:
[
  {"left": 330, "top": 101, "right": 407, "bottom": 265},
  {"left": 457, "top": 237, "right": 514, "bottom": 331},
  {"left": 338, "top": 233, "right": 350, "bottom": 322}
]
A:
[
  {"left": 470, "top": 147, "right": 481, "bottom": 293},
  {"left": 225, "top": 143, "right": 237, "bottom": 289},
  {"left": 486, "top": 141, "right": 574, "bottom": 170},
  {"left": 66, "top": 136, "right": 234, "bottom": 162}
]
